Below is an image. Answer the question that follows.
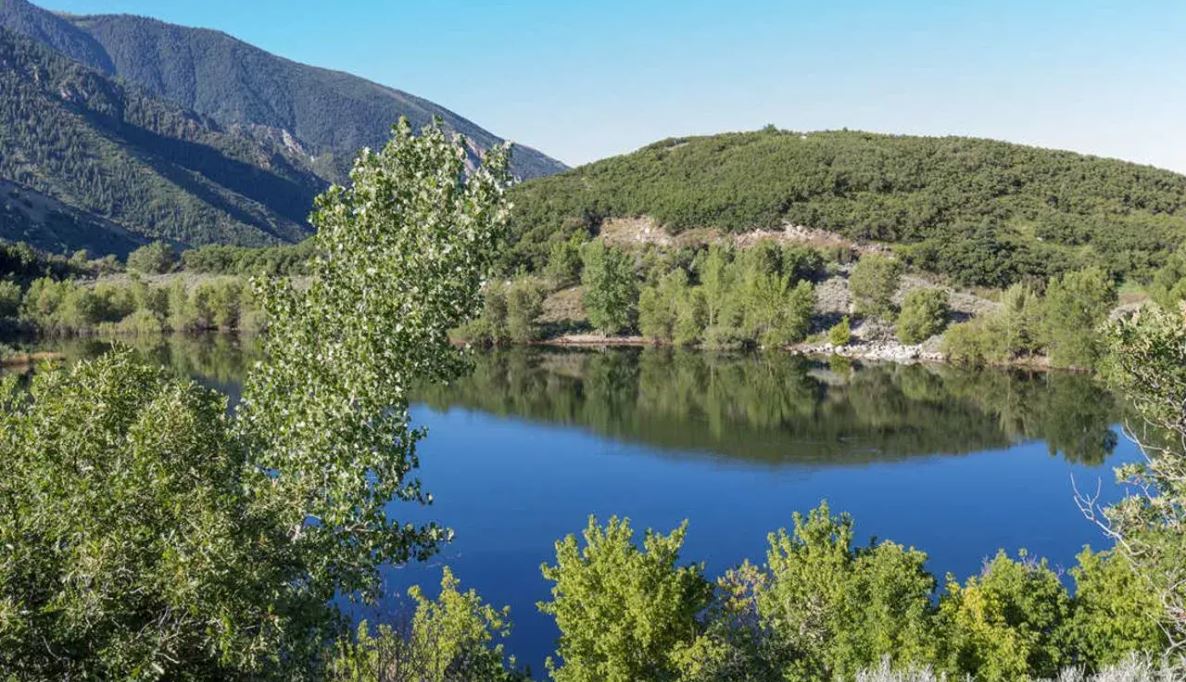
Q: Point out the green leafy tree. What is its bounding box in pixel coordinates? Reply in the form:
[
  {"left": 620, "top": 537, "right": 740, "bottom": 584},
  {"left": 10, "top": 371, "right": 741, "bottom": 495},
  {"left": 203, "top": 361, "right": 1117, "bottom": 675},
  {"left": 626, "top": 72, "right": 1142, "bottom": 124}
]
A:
[
  {"left": 1042, "top": 266, "right": 1116, "bottom": 369},
  {"left": 126, "top": 240, "right": 177, "bottom": 274},
  {"left": 1065, "top": 548, "right": 1166, "bottom": 666},
  {"left": 1149, "top": 247, "right": 1186, "bottom": 309},
  {"left": 539, "top": 517, "right": 712, "bottom": 682},
  {"left": 505, "top": 278, "right": 546, "bottom": 344},
  {"left": 580, "top": 241, "right": 638, "bottom": 335},
  {"left": 545, "top": 231, "right": 587, "bottom": 286},
  {"left": 1098, "top": 306, "right": 1186, "bottom": 648},
  {"left": 639, "top": 269, "right": 690, "bottom": 342},
  {"left": 896, "top": 288, "right": 950, "bottom": 344},
  {"left": 850, "top": 254, "right": 902, "bottom": 321},
  {"left": 757, "top": 503, "right": 935, "bottom": 680},
  {"left": 0, "top": 120, "right": 510, "bottom": 678}
]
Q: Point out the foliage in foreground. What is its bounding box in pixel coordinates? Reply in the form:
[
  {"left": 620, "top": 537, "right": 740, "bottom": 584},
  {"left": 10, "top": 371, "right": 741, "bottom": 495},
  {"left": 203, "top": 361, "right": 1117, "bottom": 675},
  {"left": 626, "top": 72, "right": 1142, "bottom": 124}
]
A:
[{"left": 0, "top": 120, "right": 510, "bottom": 678}]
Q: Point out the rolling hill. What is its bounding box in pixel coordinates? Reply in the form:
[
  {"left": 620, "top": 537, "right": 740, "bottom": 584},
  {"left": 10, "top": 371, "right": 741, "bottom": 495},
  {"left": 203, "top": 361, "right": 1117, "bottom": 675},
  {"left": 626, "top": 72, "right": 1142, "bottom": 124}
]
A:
[{"left": 508, "top": 128, "right": 1186, "bottom": 286}]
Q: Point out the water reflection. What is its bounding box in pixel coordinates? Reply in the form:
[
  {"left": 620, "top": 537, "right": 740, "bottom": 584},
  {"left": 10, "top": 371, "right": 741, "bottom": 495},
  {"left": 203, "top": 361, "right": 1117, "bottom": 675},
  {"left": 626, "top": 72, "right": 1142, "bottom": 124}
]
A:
[{"left": 419, "top": 347, "right": 1120, "bottom": 466}]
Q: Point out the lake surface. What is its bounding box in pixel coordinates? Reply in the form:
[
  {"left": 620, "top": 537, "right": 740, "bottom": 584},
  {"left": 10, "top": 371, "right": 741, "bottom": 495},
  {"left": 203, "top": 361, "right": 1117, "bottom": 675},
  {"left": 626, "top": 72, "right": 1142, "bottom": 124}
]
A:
[{"left": 6, "top": 336, "right": 1142, "bottom": 674}]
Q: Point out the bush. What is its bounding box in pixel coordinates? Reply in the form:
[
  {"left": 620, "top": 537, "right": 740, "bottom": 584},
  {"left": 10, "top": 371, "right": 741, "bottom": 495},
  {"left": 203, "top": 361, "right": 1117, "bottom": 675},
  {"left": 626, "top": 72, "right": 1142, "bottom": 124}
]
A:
[
  {"left": 126, "top": 240, "right": 177, "bottom": 274},
  {"left": 828, "top": 316, "right": 852, "bottom": 347},
  {"left": 1066, "top": 549, "right": 1167, "bottom": 666},
  {"left": 851, "top": 254, "right": 902, "bottom": 321},
  {"left": 328, "top": 568, "right": 525, "bottom": 682},
  {"left": 896, "top": 288, "right": 950, "bottom": 344}
]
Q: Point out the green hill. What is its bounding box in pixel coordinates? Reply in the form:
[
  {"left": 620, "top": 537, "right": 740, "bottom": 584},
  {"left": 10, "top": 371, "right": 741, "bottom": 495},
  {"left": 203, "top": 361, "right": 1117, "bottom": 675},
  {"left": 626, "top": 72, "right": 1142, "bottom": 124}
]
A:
[
  {"left": 508, "top": 128, "right": 1186, "bottom": 286},
  {"left": 0, "top": 0, "right": 566, "bottom": 183},
  {"left": 0, "top": 27, "right": 326, "bottom": 255}
]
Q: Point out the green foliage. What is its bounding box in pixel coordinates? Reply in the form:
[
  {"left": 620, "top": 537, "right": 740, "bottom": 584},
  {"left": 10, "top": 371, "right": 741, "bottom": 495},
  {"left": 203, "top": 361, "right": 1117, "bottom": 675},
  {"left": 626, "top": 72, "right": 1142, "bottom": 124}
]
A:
[
  {"left": 544, "top": 231, "right": 586, "bottom": 286},
  {"left": 505, "top": 278, "right": 546, "bottom": 344},
  {"left": 1042, "top": 266, "right": 1117, "bottom": 369},
  {"left": 639, "top": 268, "right": 690, "bottom": 341},
  {"left": 1101, "top": 306, "right": 1186, "bottom": 647},
  {"left": 1149, "top": 247, "right": 1186, "bottom": 309},
  {"left": 1066, "top": 549, "right": 1167, "bottom": 666},
  {"left": 0, "top": 279, "right": 20, "bottom": 317},
  {"left": 758, "top": 504, "right": 935, "bottom": 680},
  {"left": 179, "top": 240, "right": 316, "bottom": 276},
  {"left": 943, "top": 284, "right": 1044, "bottom": 364},
  {"left": 125, "top": 240, "right": 176, "bottom": 274},
  {"left": 850, "top": 254, "right": 903, "bottom": 320},
  {"left": 936, "top": 551, "right": 1071, "bottom": 680},
  {"left": 828, "top": 316, "right": 852, "bottom": 346},
  {"left": 328, "top": 568, "right": 524, "bottom": 682},
  {"left": 580, "top": 241, "right": 638, "bottom": 335},
  {"left": 539, "top": 516, "right": 712, "bottom": 682},
  {"left": 507, "top": 129, "right": 1186, "bottom": 284},
  {"left": 0, "top": 120, "right": 511, "bottom": 678},
  {"left": 896, "top": 288, "right": 950, "bottom": 344}
]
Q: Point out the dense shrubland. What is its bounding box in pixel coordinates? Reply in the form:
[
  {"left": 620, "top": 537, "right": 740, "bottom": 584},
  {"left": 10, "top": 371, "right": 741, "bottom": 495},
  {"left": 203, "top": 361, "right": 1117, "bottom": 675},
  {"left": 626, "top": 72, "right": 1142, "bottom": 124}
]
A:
[{"left": 505, "top": 128, "right": 1186, "bottom": 287}]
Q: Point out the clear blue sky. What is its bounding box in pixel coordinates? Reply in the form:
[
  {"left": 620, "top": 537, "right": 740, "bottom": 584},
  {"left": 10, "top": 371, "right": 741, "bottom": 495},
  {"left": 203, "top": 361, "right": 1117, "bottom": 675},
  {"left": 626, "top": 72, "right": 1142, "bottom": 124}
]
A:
[{"left": 41, "top": 0, "right": 1186, "bottom": 172}]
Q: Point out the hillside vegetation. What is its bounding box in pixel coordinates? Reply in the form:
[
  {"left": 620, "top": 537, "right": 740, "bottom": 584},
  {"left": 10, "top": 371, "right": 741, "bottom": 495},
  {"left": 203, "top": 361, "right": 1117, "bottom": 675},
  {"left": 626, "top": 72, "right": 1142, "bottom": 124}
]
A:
[
  {"left": 0, "top": 0, "right": 566, "bottom": 182},
  {"left": 508, "top": 128, "right": 1186, "bottom": 286},
  {"left": 0, "top": 28, "right": 323, "bottom": 253}
]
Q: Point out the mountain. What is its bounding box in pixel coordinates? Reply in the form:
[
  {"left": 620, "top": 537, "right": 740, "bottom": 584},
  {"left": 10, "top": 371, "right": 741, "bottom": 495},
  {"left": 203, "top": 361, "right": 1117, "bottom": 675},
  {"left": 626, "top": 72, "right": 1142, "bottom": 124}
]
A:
[
  {"left": 508, "top": 129, "right": 1186, "bottom": 286},
  {"left": 0, "top": 27, "right": 324, "bottom": 255},
  {"left": 0, "top": 0, "right": 566, "bottom": 183}
]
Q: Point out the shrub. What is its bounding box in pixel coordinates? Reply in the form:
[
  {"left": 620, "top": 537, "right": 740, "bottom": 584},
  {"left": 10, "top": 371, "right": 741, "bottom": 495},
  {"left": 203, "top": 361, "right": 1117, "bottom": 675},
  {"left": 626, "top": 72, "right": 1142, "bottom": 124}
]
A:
[
  {"left": 1066, "top": 549, "right": 1166, "bottom": 666},
  {"left": 126, "top": 240, "right": 177, "bottom": 274},
  {"left": 896, "top": 288, "right": 950, "bottom": 344},
  {"left": 828, "top": 316, "right": 852, "bottom": 346},
  {"left": 851, "top": 254, "right": 903, "bottom": 320},
  {"left": 329, "top": 568, "right": 524, "bottom": 682}
]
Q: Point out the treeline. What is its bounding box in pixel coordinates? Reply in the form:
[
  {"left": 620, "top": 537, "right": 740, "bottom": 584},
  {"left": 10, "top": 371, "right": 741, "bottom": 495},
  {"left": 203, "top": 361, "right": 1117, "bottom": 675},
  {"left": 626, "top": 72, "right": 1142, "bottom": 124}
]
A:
[
  {"left": 17, "top": 275, "right": 261, "bottom": 335},
  {"left": 336, "top": 505, "right": 1166, "bottom": 682},
  {"left": 506, "top": 128, "right": 1186, "bottom": 287},
  {"left": 943, "top": 267, "right": 1117, "bottom": 369}
]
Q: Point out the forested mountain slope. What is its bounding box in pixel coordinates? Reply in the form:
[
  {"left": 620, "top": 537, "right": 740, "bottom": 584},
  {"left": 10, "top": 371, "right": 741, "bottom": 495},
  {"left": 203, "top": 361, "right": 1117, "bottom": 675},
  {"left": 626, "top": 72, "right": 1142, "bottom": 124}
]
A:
[
  {"left": 509, "top": 128, "right": 1186, "bottom": 286},
  {"left": 0, "top": 0, "right": 567, "bottom": 182},
  {"left": 0, "top": 27, "right": 324, "bottom": 254}
]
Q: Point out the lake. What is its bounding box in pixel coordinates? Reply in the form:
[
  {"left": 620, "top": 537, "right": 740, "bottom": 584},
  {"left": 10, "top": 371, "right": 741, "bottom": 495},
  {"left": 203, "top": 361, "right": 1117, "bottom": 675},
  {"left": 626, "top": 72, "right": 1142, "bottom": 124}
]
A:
[{"left": 5, "top": 336, "right": 1141, "bottom": 674}]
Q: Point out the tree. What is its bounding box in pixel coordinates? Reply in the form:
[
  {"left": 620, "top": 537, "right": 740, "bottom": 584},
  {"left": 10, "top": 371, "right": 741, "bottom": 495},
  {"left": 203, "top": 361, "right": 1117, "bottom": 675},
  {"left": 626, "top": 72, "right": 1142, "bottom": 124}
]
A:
[
  {"left": 539, "top": 517, "right": 712, "bottom": 682},
  {"left": 0, "top": 120, "right": 510, "bottom": 678},
  {"left": 896, "top": 288, "right": 949, "bottom": 344},
  {"left": 125, "top": 240, "right": 177, "bottom": 274},
  {"left": 850, "top": 254, "right": 902, "bottom": 321},
  {"left": 580, "top": 241, "right": 638, "bottom": 335},
  {"left": 639, "top": 269, "right": 690, "bottom": 342},
  {"left": 936, "top": 551, "right": 1071, "bottom": 681},
  {"left": 1043, "top": 266, "right": 1116, "bottom": 369},
  {"left": 0, "top": 279, "right": 20, "bottom": 317},
  {"left": 1095, "top": 306, "right": 1186, "bottom": 648}
]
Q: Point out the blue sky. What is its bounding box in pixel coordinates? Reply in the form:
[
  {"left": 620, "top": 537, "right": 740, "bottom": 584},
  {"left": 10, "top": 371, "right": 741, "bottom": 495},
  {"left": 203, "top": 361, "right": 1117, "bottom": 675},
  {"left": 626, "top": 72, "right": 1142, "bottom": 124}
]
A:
[{"left": 42, "top": 1, "right": 1186, "bottom": 171}]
